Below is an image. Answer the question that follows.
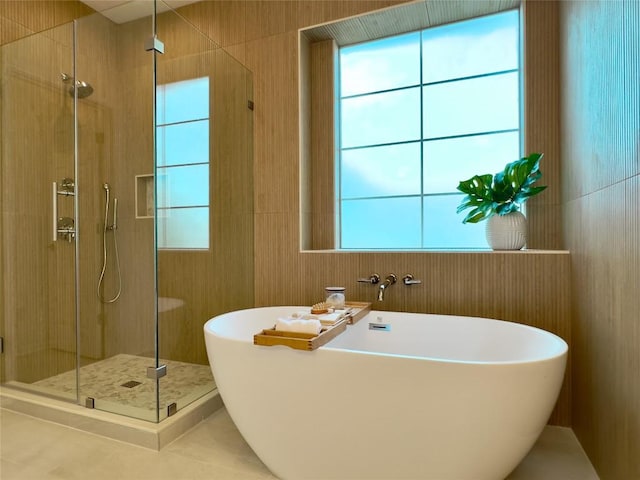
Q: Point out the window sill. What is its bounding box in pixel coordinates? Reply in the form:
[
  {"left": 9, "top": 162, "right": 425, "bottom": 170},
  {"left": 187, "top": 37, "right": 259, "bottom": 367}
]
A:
[{"left": 300, "top": 249, "right": 570, "bottom": 255}]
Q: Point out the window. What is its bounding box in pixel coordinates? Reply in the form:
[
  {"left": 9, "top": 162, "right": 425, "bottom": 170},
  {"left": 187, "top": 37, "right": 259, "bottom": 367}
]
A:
[
  {"left": 337, "top": 10, "right": 520, "bottom": 249},
  {"left": 156, "top": 77, "right": 210, "bottom": 250}
]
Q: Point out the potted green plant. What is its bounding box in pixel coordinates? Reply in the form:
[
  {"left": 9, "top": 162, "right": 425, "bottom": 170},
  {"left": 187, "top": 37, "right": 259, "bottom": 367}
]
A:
[{"left": 456, "top": 152, "right": 547, "bottom": 250}]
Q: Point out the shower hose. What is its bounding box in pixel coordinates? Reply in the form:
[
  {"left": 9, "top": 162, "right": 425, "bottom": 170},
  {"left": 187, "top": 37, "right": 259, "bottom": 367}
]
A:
[{"left": 97, "top": 183, "right": 122, "bottom": 303}]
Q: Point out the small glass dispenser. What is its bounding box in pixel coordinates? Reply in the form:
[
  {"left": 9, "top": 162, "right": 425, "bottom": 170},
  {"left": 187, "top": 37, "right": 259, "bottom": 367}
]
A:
[{"left": 325, "top": 287, "right": 346, "bottom": 309}]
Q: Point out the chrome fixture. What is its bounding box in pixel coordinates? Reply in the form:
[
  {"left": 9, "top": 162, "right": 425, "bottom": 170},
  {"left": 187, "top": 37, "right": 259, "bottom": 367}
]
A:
[
  {"left": 61, "top": 72, "right": 94, "bottom": 99},
  {"left": 377, "top": 274, "right": 397, "bottom": 302},
  {"left": 97, "top": 183, "right": 122, "bottom": 303},
  {"left": 147, "top": 364, "right": 167, "bottom": 380},
  {"left": 402, "top": 274, "right": 422, "bottom": 286},
  {"left": 369, "top": 322, "right": 391, "bottom": 332},
  {"left": 357, "top": 274, "right": 380, "bottom": 285},
  {"left": 58, "top": 177, "right": 75, "bottom": 195},
  {"left": 52, "top": 179, "right": 76, "bottom": 242},
  {"left": 57, "top": 217, "right": 75, "bottom": 243},
  {"left": 144, "top": 35, "right": 165, "bottom": 54}
]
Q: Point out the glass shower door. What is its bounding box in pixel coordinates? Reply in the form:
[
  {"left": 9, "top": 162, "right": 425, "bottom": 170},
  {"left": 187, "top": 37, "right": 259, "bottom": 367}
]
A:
[
  {"left": 0, "top": 13, "right": 161, "bottom": 422},
  {"left": 73, "top": 8, "right": 160, "bottom": 422},
  {"left": 0, "top": 23, "right": 79, "bottom": 402},
  {"left": 1, "top": 0, "right": 254, "bottom": 424},
  {"left": 154, "top": 2, "right": 254, "bottom": 420}
]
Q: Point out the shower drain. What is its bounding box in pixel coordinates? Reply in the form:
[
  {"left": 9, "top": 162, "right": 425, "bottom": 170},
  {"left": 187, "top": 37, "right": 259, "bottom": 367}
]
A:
[{"left": 121, "top": 380, "right": 142, "bottom": 388}]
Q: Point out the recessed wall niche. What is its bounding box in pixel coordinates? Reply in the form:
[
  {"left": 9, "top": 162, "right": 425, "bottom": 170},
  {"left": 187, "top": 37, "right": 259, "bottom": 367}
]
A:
[
  {"left": 135, "top": 174, "right": 154, "bottom": 218},
  {"left": 299, "top": 0, "right": 561, "bottom": 251}
]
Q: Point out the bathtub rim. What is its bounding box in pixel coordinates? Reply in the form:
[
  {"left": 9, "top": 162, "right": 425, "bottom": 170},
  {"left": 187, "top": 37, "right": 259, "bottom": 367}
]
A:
[{"left": 204, "top": 306, "right": 568, "bottom": 367}]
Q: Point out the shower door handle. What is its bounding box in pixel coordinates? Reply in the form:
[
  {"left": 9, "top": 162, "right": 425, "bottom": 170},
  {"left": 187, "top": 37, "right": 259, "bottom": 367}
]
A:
[{"left": 52, "top": 181, "right": 58, "bottom": 242}]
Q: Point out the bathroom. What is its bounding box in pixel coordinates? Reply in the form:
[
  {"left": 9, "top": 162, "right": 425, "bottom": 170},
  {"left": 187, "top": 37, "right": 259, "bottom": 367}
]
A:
[{"left": 0, "top": 1, "right": 638, "bottom": 480}]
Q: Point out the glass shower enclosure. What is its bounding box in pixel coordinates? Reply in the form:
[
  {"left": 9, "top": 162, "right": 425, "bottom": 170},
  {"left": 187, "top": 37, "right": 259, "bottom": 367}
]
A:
[{"left": 0, "top": 1, "right": 253, "bottom": 423}]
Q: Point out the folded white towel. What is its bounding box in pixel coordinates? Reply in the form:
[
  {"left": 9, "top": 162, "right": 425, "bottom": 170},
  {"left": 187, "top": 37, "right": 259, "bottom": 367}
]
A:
[
  {"left": 317, "top": 312, "right": 343, "bottom": 325},
  {"left": 289, "top": 310, "right": 331, "bottom": 319},
  {"left": 275, "top": 318, "right": 322, "bottom": 335},
  {"left": 286, "top": 311, "right": 344, "bottom": 326},
  {"left": 290, "top": 311, "right": 317, "bottom": 320}
]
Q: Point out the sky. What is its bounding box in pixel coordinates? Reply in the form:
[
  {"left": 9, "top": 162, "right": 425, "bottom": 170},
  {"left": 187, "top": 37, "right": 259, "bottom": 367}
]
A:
[
  {"left": 156, "top": 77, "right": 210, "bottom": 249},
  {"left": 337, "top": 10, "right": 521, "bottom": 249}
]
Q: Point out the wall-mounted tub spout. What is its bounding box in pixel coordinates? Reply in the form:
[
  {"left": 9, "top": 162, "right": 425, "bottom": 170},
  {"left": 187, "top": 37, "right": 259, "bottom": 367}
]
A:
[{"left": 377, "top": 274, "right": 397, "bottom": 301}]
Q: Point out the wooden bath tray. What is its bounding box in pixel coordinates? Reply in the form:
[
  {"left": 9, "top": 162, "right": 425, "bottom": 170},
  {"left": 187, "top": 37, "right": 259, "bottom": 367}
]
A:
[
  {"left": 252, "top": 302, "right": 371, "bottom": 351},
  {"left": 254, "top": 319, "right": 348, "bottom": 351},
  {"left": 342, "top": 301, "right": 371, "bottom": 325}
]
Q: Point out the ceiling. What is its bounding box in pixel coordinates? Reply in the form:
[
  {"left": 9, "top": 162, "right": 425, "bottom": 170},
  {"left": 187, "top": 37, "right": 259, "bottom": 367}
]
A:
[{"left": 80, "top": 0, "right": 200, "bottom": 24}]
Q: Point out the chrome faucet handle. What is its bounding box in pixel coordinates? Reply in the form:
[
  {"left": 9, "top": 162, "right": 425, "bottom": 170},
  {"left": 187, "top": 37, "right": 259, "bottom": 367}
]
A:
[
  {"left": 402, "top": 274, "right": 422, "bottom": 286},
  {"left": 357, "top": 274, "right": 380, "bottom": 285}
]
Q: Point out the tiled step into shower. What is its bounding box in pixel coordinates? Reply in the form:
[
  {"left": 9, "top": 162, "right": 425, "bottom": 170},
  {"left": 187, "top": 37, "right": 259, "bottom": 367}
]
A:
[{"left": 0, "top": 354, "right": 222, "bottom": 450}]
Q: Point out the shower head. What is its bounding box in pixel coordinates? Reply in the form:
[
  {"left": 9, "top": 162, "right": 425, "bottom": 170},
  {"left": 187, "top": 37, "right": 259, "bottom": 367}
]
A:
[
  {"left": 61, "top": 73, "right": 94, "bottom": 99},
  {"left": 70, "top": 80, "right": 94, "bottom": 99}
]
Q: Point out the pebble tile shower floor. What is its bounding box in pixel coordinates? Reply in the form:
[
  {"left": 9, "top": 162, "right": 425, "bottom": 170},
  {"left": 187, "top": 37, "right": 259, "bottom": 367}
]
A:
[{"left": 30, "top": 354, "right": 214, "bottom": 420}]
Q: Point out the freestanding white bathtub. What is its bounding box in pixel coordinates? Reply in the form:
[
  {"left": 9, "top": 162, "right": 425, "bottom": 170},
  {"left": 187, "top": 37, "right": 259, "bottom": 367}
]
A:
[{"left": 204, "top": 306, "right": 567, "bottom": 480}]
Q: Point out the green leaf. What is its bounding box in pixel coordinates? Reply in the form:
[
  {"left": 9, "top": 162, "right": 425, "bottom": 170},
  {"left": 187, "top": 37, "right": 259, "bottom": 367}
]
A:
[
  {"left": 495, "top": 202, "right": 518, "bottom": 215},
  {"left": 513, "top": 185, "right": 547, "bottom": 203},
  {"left": 456, "top": 196, "right": 485, "bottom": 213},
  {"left": 491, "top": 172, "right": 514, "bottom": 202},
  {"left": 457, "top": 174, "right": 493, "bottom": 198},
  {"left": 462, "top": 205, "right": 492, "bottom": 224},
  {"left": 456, "top": 152, "right": 546, "bottom": 224}
]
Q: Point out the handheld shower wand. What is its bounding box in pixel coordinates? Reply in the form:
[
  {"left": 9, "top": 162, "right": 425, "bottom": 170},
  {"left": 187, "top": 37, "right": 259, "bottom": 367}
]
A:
[
  {"left": 97, "top": 183, "right": 122, "bottom": 303},
  {"left": 112, "top": 198, "right": 118, "bottom": 230}
]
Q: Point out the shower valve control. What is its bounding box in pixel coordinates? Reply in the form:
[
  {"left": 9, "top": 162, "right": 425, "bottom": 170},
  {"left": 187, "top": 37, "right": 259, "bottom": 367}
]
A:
[
  {"left": 57, "top": 178, "right": 75, "bottom": 196},
  {"left": 57, "top": 217, "right": 76, "bottom": 242},
  {"left": 52, "top": 179, "right": 75, "bottom": 243}
]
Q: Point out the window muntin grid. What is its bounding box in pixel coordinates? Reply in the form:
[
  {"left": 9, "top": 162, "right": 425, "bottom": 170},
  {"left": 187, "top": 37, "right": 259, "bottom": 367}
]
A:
[{"left": 337, "top": 10, "right": 521, "bottom": 250}]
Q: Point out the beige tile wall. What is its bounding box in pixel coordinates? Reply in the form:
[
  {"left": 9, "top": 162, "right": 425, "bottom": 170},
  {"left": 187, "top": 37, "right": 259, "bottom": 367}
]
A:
[
  {"left": 178, "top": 0, "right": 572, "bottom": 426},
  {"left": 0, "top": 1, "right": 94, "bottom": 46},
  {"left": 560, "top": 1, "right": 640, "bottom": 478},
  {"left": 86, "top": 11, "right": 255, "bottom": 365},
  {"left": 0, "top": 0, "right": 93, "bottom": 385},
  {"left": 305, "top": 38, "right": 337, "bottom": 250},
  {"left": 1, "top": 0, "right": 574, "bottom": 428},
  {"left": 0, "top": 5, "right": 119, "bottom": 383},
  {"left": 523, "top": 0, "right": 563, "bottom": 250},
  {"left": 74, "top": 13, "right": 121, "bottom": 363},
  {"left": 155, "top": 12, "right": 255, "bottom": 364},
  {"left": 100, "top": 15, "right": 157, "bottom": 360},
  {"left": 1, "top": 3, "right": 253, "bottom": 383},
  {"left": 1, "top": 21, "right": 79, "bottom": 383}
]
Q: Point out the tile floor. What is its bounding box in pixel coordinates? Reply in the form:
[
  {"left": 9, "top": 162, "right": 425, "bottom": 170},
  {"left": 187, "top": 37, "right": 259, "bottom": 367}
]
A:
[
  {"left": 29, "top": 354, "right": 215, "bottom": 422},
  {"left": 0, "top": 407, "right": 598, "bottom": 480}
]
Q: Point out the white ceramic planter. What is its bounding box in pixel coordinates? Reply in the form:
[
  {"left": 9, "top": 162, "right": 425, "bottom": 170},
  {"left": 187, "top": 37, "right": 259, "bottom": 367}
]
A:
[{"left": 485, "top": 211, "right": 527, "bottom": 250}]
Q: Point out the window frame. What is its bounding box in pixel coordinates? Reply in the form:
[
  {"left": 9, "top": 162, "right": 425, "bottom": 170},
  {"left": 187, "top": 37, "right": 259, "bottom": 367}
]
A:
[
  {"left": 156, "top": 77, "right": 211, "bottom": 251},
  {"left": 298, "top": 1, "right": 524, "bottom": 252},
  {"left": 335, "top": 10, "right": 522, "bottom": 250}
]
